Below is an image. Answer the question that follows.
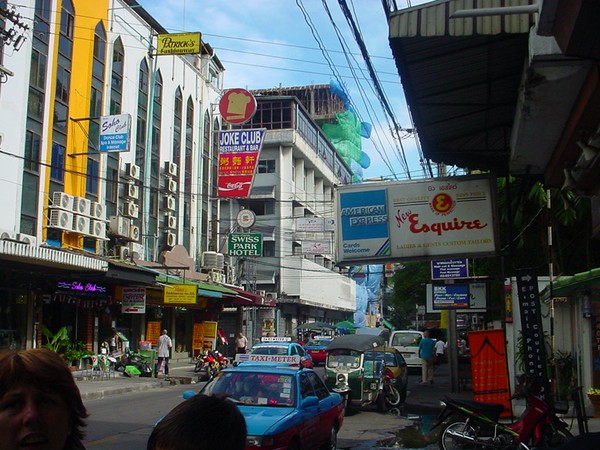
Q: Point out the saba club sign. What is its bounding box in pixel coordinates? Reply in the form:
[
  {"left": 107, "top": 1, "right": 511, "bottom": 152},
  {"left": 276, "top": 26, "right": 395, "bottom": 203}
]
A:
[{"left": 228, "top": 233, "right": 263, "bottom": 256}]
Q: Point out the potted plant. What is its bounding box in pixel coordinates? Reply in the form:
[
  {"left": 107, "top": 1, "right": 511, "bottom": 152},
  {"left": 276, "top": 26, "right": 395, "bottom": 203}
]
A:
[{"left": 587, "top": 388, "right": 600, "bottom": 417}]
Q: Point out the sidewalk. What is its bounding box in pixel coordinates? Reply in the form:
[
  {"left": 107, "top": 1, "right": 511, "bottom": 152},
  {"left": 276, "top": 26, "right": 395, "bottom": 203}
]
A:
[{"left": 401, "top": 363, "right": 600, "bottom": 435}]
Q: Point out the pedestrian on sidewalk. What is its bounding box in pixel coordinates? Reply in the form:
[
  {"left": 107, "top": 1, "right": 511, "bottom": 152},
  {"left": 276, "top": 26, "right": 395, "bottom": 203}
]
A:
[
  {"left": 147, "top": 394, "right": 246, "bottom": 450},
  {"left": 0, "top": 348, "right": 89, "bottom": 450},
  {"left": 235, "top": 331, "right": 248, "bottom": 354},
  {"left": 435, "top": 338, "right": 446, "bottom": 365},
  {"left": 418, "top": 329, "right": 435, "bottom": 384},
  {"left": 157, "top": 329, "right": 172, "bottom": 376}
]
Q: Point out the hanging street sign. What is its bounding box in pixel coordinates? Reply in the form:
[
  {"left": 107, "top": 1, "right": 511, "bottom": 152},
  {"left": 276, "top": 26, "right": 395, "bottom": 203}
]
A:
[{"left": 228, "top": 233, "right": 263, "bottom": 256}]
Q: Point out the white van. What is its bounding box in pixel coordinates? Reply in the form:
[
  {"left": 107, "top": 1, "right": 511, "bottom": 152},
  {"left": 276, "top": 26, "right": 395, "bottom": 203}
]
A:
[{"left": 389, "top": 330, "right": 424, "bottom": 368}]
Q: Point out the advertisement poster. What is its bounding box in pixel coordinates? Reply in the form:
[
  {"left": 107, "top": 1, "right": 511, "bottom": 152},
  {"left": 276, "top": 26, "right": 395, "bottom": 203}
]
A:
[
  {"left": 192, "top": 323, "right": 204, "bottom": 353},
  {"left": 469, "top": 329, "right": 512, "bottom": 417},
  {"left": 202, "top": 321, "right": 218, "bottom": 350},
  {"left": 146, "top": 321, "right": 161, "bottom": 345},
  {"left": 335, "top": 176, "right": 497, "bottom": 265},
  {"left": 121, "top": 287, "right": 146, "bottom": 314}
]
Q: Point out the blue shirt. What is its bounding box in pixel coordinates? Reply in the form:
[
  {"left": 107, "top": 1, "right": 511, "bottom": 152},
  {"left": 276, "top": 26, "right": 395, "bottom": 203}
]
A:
[{"left": 419, "top": 337, "right": 435, "bottom": 359}]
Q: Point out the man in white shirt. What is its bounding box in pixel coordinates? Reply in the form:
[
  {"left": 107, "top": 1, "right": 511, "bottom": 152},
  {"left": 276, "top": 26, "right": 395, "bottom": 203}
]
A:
[
  {"left": 157, "top": 329, "right": 172, "bottom": 376},
  {"left": 435, "top": 339, "right": 446, "bottom": 365}
]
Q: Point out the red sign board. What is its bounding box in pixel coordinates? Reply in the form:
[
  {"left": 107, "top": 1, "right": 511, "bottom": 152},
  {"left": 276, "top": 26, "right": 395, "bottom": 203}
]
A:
[{"left": 219, "top": 88, "right": 257, "bottom": 124}]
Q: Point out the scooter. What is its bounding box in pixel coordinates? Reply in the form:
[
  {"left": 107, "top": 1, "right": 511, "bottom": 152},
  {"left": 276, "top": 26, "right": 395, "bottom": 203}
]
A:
[
  {"left": 433, "top": 385, "right": 572, "bottom": 449},
  {"left": 194, "top": 350, "right": 220, "bottom": 381}
]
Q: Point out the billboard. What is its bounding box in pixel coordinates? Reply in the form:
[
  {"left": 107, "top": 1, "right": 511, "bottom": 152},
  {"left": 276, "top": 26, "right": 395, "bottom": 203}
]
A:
[{"left": 335, "top": 176, "right": 497, "bottom": 264}]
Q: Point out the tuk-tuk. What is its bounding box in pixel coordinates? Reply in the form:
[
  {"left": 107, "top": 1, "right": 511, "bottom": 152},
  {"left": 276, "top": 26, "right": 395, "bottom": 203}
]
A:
[{"left": 323, "top": 334, "right": 407, "bottom": 412}]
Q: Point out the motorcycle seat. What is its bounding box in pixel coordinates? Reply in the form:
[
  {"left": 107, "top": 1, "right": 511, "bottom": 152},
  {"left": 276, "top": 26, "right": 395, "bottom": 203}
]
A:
[{"left": 444, "top": 396, "right": 505, "bottom": 421}]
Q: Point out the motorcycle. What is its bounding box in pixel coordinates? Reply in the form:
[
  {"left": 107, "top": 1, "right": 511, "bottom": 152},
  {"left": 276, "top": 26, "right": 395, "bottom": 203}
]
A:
[
  {"left": 114, "top": 349, "right": 153, "bottom": 377},
  {"left": 433, "top": 387, "right": 573, "bottom": 450},
  {"left": 194, "top": 350, "right": 221, "bottom": 381}
]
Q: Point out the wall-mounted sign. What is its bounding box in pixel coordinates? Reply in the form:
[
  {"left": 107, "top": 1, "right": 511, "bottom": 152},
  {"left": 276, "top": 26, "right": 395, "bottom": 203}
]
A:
[
  {"left": 301, "top": 240, "right": 331, "bottom": 254},
  {"left": 431, "top": 258, "right": 469, "bottom": 280},
  {"left": 426, "top": 282, "right": 487, "bottom": 313},
  {"left": 156, "top": 32, "right": 201, "bottom": 55},
  {"left": 217, "top": 128, "right": 266, "bottom": 197},
  {"left": 122, "top": 287, "right": 146, "bottom": 314},
  {"left": 57, "top": 280, "right": 107, "bottom": 294},
  {"left": 228, "top": 233, "right": 262, "bottom": 256},
  {"left": 432, "top": 284, "right": 470, "bottom": 309},
  {"left": 236, "top": 209, "right": 256, "bottom": 229},
  {"left": 335, "top": 176, "right": 497, "bottom": 265},
  {"left": 296, "top": 217, "right": 325, "bottom": 232},
  {"left": 164, "top": 284, "right": 197, "bottom": 304},
  {"left": 99, "top": 114, "right": 131, "bottom": 152},
  {"left": 219, "top": 88, "right": 257, "bottom": 124}
]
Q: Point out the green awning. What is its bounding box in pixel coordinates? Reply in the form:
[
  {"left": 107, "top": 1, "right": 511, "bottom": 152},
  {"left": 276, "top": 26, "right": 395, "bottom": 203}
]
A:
[{"left": 541, "top": 267, "right": 600, "bottom": 300}]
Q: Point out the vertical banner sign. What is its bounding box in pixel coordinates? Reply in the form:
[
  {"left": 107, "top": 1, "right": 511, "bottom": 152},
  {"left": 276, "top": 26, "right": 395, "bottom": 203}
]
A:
[
  {"left": 504, "top": 280, "right": 513, "bottom": 323},
  {"left": 146, "top": 321, "right": 162, "bottom": 345},
  {"left": 516, "top": 268, "right": 550, "bottom": 398},
  {"left": 192, "top": 323, "right": 204, "bottom": 353},
  {"left": 469, "top": 329, "right": 512, "bottom": 417},
  {"left": 202, "top": 321, "right": 218, "bottom": 350},
  {"left": 217, "top": 128, "right": 266, "bottom": 197}
]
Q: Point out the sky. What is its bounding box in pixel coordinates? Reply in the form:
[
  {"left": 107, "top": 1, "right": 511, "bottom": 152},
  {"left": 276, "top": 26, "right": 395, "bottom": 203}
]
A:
[{"left": 137, "top": 0, "right": 433, "bottom": 182}]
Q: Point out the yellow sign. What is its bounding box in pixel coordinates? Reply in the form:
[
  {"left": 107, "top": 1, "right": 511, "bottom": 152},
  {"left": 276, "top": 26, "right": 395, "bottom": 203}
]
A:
[
  {"left": 192, "top": 323, "right": 204, "bottom": 351},
  {"left": 164, "top": 284, "right": 197, "bottom": 304},
  {"left": 146, "top": 321, "right": 161, "bottom": 345},
  {"left": 156, "top": 32, "right": 201, "bottom": 55}
]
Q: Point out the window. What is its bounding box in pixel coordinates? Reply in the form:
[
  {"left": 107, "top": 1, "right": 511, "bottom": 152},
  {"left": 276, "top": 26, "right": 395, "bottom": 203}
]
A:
[
  {"left": 110, "top": 38, "right": 124, "bottom": 114},
  {"left": 257, "top": 159, "right": 275, "bottom": 174},
  {"left": 29, "top": 49, "right": 46, "bottom": 89},
  {"left": 86, "top": 157, "right": 99, "bottom": 196},
  {"left": 306, "top": 371, "right": 329, "bottom": 400},
  {"left": 24, "top": 131, "right": 41, "bottom": 173},
  {"left": 50, "top": 143, "right": 65, "bottom": 181},
  {"left": 173, "top": 88, "right": 182, "bottom": 167},
  {"left": 263, "top": 241, "right": 275, "bottom": 257},
  {"left": 55, "top": 65, "right": 70, "bottom": 103}
]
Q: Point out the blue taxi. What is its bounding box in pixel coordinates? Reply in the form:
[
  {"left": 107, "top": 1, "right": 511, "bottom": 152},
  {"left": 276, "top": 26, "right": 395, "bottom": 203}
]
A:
[
  {"left": 195, "top": 354, "right": 344, "bottom": 449},
  {"left": 302, "top": 335, "right": 334, "bottom": 365},
  {"left": 247, "top": 337, "right": 314, "bottom": 369}
]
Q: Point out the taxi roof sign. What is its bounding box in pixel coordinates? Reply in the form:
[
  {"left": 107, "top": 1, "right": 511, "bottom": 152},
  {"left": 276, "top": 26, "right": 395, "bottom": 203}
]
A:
[
  {"left": 235, "top": 354, "right": 300, "bottom": 365},
  {"left": 260, "top": 336, "right": 292, "bottom": 343}
]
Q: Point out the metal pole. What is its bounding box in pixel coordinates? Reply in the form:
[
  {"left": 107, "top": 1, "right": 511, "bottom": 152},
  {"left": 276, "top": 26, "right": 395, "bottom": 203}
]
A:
[{"left": 448, "top": 309, "right": 459, "bottom": 392}]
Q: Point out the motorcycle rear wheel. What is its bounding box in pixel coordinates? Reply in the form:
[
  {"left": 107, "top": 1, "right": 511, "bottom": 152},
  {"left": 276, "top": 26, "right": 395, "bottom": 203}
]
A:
[
  {"left": 438, "top": 420, "right": 481, "bottom": 450},
  {"left": 537, "top": 424, "right": 573, "bottom": 448},
  {"left": 385, "top": 385, "right": 401, "bottom": 406}
]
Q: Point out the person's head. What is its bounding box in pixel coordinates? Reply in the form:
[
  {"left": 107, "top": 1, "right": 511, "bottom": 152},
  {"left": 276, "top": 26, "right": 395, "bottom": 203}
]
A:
[
  {"left": 162, "top": 329, "right": 168, "bottom": 335},
  {"left": 0, "top": 348, "right": 88, "bottom": 450},
  {"left": 147, "top": 394, "right": 246, "bottom": 450},
  {"left": 423, "top": 329, "right": 430, "bottom": 338}
]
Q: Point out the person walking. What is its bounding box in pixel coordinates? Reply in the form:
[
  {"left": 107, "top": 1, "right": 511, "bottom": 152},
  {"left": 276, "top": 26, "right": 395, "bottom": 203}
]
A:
[
  {"left": 157, "top": 329, "right": 172, "bottom": 376},
  {"left": 418, "top": 329, "right": 435, "bottom": 384},
  {"left": 435, "top": 338, "right": 446, "bottom": 365},
  {"left": 235, "top": 331, "right": 248, "bottom": 354}
]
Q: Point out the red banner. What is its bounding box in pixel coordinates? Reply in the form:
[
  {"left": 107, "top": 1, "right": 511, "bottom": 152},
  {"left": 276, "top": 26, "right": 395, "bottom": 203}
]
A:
[
  {"left": 217, "top": 129, "right": 265, "bottom": 198},
  {"left": 469, "top": 329, "right": 512, "bottom": 417}
]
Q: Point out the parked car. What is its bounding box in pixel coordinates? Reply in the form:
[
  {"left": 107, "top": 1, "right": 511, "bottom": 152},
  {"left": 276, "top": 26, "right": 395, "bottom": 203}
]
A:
[
  {"left": 302, "top": 336, "right": 334, "bottom": 365},
  {"left": 247, "top": 336, "right": 314, "bottom": 369},
  {"left": 389, "top": 329, "right": 424, "bottom": 369},
  {"left": 186, "top": 355, "right": 344, "bottom": 449}
]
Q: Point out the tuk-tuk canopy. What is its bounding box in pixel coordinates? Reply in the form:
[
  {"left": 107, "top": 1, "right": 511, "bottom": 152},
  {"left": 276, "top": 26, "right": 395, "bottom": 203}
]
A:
[{"left": 325, "top": 334, "right": 386, "bottom": 352}]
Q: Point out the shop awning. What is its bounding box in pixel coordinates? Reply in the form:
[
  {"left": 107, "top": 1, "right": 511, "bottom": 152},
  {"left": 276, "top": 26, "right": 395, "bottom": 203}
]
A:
[
  {"left": 227, "top": 286, "right": 277, "bottom": 307},
  {"left": 541, "top": 267, "right": 600, "bottom": 300}
]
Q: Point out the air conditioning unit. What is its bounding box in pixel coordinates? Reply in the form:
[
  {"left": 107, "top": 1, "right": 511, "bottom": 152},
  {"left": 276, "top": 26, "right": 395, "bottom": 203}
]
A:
[
  {"left": 165, "top": 161, "right": 178, "bottom": 177},
  {"left": 73, "top": 214, "right": 91, "bottom": 234},
  {"left": 124, "top": 201, "right": 139, "bottom": 219},
  {"left": 257, "top": 290, "right": 267, "bottom": 297},
  {"left": 129, "top": 224, "right": 140, "bottom": 242},
  {"left": 167, "top": 178, "right": 178, "bottom": 193},
  {"left": 132, "top": 243, "right": 145, "bottom": 257},
  {"left": 165, "top": 195, "right": 176, "bottom": 211},
  {"left": 73, "top": 197, "right": 91, "bottom": 216},
  {"left": 89, "top": 220, "right": 106, "bottom": 239},
  {"left": 124, "top": 163, "right": 140, "bottom": 180},
  {"left": 166, "top": 232, "right": 176, "bottom": 247},
  {"left": 126, "top": 184, "right": 139, "bottom": 199},
  {"left": 0, "top": 229, "right": 17, "bottom": 240},
  {"left": 49, "top": 210, "right": 74, "bottom": 231},
  {"left": 90, "top": 202, "right": 106, "bottom": 220},
  {"left": 165, "top": 214, "right": 177, "bottom": 229},
  {"left": 17, "top": 233, "right": 37, "bottom": 246},
  {"left": 201, "top": 251, "right": 218, "bottom": 269},
  {"left": 119, "top": 246, "right": 131, "bottom": 260},
  {"left": 108, "top": 215, "right": 131, "bottom": 237},
  {"left": 265, "top": 292, "right": 277, "bottom": 299},
  {"left": 52, "top": 192, "right": 74, "bottom": 211},
  {"left": 209, "top": 270, "right": 225, "bottom": 284}
]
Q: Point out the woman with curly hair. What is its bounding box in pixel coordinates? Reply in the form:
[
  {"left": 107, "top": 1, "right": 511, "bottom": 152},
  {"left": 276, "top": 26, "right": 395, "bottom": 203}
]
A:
[{"left": 0, "top": 348, "right": 89, "bottom": 450}]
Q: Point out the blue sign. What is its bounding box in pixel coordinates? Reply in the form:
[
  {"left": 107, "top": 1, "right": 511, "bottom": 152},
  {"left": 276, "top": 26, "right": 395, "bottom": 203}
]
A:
[
  {"left": 339, "top": 189, "right": 390, "bottom": 260},
  {"left": 432, "top": 284, "right": 470, "bottom": 309},
  {"left": 431, "top": 258, "right": 469, "bottom": 280},
  {"left": 99, "top": 114, "right": 131, "bottom": 152}
]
